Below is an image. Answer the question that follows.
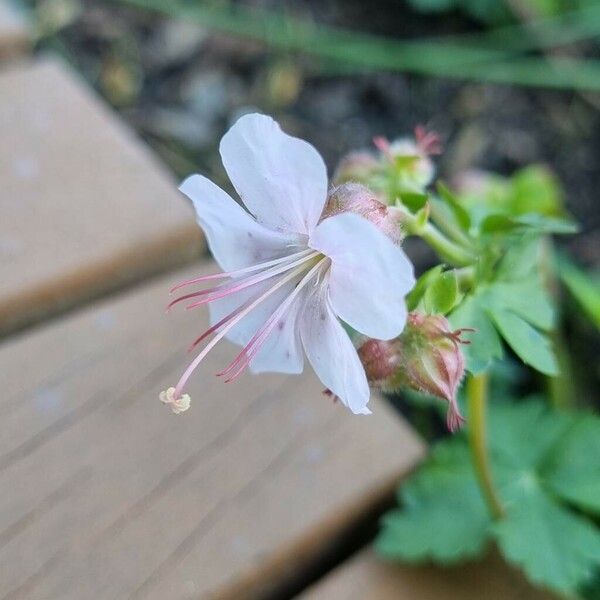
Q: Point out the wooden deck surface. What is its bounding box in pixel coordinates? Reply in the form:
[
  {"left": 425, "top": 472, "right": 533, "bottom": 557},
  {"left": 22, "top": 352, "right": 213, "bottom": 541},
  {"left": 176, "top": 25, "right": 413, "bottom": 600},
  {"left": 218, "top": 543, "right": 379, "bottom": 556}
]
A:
[
  {"left": 0, "top": 262, "right": 425, "bottom": 599},
  {"left": 300, "top": 548, "right": 555, "bottom": 600},
  {"left": 0, "top": 58, "right": 203, "bottom": 336}
]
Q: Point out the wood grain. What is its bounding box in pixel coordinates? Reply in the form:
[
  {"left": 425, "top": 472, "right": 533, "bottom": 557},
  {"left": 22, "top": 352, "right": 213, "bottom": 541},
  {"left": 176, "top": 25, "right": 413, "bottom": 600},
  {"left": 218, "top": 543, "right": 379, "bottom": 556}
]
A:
[
  {"left": 0, "top": 261, "right": 425, "bottom": 599},
  {"left": 0, "top": 1, "right": 28, "bottom": 59},
  {"left": 0, "top": 57, "right": 203, "bottom": 336},
  {"left": 299, "top": 548, "right": 556, "bottom": 600}
]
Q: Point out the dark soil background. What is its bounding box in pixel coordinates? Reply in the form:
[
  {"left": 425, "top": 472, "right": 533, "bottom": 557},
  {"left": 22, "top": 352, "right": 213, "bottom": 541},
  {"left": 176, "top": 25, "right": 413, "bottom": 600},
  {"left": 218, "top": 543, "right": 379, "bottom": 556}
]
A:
[{"left": 27, "top": 0, "right": 599, "bottom": 418}]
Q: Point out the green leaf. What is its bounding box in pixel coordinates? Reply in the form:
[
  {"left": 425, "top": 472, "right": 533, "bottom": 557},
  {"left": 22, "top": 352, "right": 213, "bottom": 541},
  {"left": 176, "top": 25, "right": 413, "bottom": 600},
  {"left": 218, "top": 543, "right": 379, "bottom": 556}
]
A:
[
  {"left": 437, "top": 181, "right": 471, "bottom": 231},
  {"left": 379, "top": 400, "right": 600, "bottom": 596},
  {"left": 556, "top": 253, "right": 600, "bottom": 331},
  {"left": 376, "top": 440, "right": 491, "bottom": 563},
  {"left": 400, "top": 191, "right": 428, "bottom": 212},
  {"left": 480, "top": 213, "right": 577, "bottom": 235},
  {"left": 489, "top": 400, "right": 575, "bottom": 470},
  {"left": 542, "top": 413, "right": 600, "bottom": 514},
  {"left": 496, "top": 235, "right": 542, "bottom": 281},
  {"left": 423, "top": 270, "right": 461, "bottom": 315},
  {"left": 509, "top": 165, "right": 566, "bottom": 218},
  {"left": 514, "top": 213, "right": 578, "bottom": 234},
  {"left": 406, "top": 265, "right": 443, "bottom": 311},
  {"left": 485, "top": 279, "right": 555, "bottom": 331},
  {"left": 487, "top": 309, "right": 559, "bottom": 376},
  {"left": 494, "top": 489, "right": 600, "bottom": 594},
  {"left": 449, "top": 295, "right": 503, "bottom": 373}
]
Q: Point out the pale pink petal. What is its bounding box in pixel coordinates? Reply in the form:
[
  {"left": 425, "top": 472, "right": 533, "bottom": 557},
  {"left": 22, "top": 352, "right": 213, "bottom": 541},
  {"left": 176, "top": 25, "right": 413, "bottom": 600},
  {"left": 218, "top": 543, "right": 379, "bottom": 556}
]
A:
[
  {"left": 220, "top": 113, "right": 328, "bottom": 235},
  {"left": 310, "top": 212, "right": 415, "bottom": 340},
  {"left": 248, "top": 285, "right": 307, "bottom": 375},
  {"left": 300, "top": 284, "right": 371, "bottom": 415},
  {"left": 208, "top": 278, "right": 305, "bottom": 375},
  {"left": 180, "top": 174, "right": 301, "bottom": 272}
]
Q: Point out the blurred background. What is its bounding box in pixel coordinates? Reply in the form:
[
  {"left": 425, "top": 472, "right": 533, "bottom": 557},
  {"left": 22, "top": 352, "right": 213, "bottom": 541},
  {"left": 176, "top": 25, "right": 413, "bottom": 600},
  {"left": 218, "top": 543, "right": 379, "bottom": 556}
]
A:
[{"left": 27, "top": 0, "right": 600, "bottom": 258}]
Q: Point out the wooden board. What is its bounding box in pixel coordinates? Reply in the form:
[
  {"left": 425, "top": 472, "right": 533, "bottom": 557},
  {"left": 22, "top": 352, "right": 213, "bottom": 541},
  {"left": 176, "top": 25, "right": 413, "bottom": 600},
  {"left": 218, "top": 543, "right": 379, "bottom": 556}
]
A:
[
  {"left": 0, "top": 260, "right": 425, "bottom": 599},
  {"left": 0, "top": 58, "right": 203, "bottom": 336},
  {"left": 299, "top": 548, "right": 555, "bottom": 600},
  {"left": 0, "top": 1, "right": 28, "bottom": 58}
]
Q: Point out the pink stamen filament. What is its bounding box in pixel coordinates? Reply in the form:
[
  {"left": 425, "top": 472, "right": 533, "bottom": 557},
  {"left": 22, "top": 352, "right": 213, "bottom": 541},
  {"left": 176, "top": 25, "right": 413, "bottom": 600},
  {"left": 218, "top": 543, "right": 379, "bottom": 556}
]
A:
[
  {"left": 169, "top": 248, "right": 313, "bottom": 294},
  {"left": 172, "top": 260, "right": 317, "bottom": 400},
  {"left": 218, "top": 258, "right": 328, "bottom": 382},
  {"left": 168, "top": 251, "right": 320, "bottom": 312}
]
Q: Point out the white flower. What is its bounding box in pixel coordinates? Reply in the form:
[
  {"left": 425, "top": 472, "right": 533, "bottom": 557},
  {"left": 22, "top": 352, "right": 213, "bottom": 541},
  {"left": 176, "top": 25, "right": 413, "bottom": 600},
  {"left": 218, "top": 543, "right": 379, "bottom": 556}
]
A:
[{"left": 163, "top": 113, "right": 415, "bottom": 415}]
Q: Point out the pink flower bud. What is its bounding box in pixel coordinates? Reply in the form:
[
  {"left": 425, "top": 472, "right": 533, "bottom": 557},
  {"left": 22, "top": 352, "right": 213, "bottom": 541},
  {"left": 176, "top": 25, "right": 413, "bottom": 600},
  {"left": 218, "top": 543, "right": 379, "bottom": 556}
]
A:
[
  {"left": 332, "top": 151, "right": 380, "bottom": 185},
  {"left": 357, "top": 312, "right": 470, "bottom": 432},
  {"left": 322, "top": 183, "right": 403, "bottom": 245}
]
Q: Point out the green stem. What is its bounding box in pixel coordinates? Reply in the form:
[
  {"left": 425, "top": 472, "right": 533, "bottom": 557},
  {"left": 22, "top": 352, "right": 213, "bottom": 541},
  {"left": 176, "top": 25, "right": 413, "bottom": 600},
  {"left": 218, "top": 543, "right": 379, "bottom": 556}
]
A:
[
  {"left": 466, "top": 373, "right": 505, "bottom": 520},
  {"left": 421, "top": 222, "right": 475, "bottom": 267},
  {"left": 547, "top": 328, "right": 575, "bottom": 409},
  {"left": 394, "top": 207, "right": 475, "bottom": 267}
]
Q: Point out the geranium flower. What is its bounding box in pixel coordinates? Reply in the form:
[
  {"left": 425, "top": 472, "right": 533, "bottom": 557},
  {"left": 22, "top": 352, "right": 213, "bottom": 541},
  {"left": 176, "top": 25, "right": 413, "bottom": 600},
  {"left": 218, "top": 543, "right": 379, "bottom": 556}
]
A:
[{"left": 161, "top": 113, "right": 415, "bottom": 415}]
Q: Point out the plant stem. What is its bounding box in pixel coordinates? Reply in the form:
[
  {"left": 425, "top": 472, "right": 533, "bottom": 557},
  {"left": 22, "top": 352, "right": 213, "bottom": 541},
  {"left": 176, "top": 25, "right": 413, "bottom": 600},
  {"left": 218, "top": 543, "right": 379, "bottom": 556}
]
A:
[
  {"left": 393, "top": 206, "right": 475, "bottom": 267},
  {"left": 421, "top": 222, "right": 475, "bottom": 267},
  {"left": 466, "top": 373, "right": 505, "bottom": 520}
]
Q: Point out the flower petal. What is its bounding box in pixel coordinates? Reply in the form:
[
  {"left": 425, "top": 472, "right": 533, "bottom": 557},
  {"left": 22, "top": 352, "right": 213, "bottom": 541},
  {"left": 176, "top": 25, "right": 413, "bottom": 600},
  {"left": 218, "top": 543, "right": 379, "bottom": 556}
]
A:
[
  {"left": 300, "top": 285, "right": 371, "bottom": 415},
  {"left": 310, "top": 212, "right": 415, "bottom": 340},
  {"left": 208, "top": 278, "right": 304, "bottom": 375},
  {"left": 220, "top": 113, "right": 328, "bottom": 235},
  {"left": 180, "top": 174, "right": 301, "bottom": 271}
]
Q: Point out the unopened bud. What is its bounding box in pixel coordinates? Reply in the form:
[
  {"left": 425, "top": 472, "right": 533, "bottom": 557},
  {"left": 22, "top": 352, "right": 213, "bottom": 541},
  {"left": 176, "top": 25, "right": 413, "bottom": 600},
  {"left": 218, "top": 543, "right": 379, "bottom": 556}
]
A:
[
  {"left": 333, "top": 151, "right": 380, "bottom": 186},
  {"left": 322, "top": 183, "right": 403, "bottom": 245},
  {"left": 357, "top": 312, "right": 470, "bottom": 432},
  {"left": 386, "top": 138, "right": 435, "bottom": 189}
]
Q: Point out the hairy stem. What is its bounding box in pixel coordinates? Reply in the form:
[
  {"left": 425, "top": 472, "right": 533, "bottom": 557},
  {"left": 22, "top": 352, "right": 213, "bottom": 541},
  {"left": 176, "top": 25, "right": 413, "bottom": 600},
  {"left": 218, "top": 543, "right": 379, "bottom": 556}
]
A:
[{"left": 467, "top": 373, "right": 505, "bottom": 520}]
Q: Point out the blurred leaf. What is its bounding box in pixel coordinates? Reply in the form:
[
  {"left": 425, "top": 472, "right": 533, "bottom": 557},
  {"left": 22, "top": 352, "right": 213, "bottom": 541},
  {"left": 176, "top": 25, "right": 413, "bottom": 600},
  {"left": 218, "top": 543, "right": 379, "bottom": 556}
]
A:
[
  {"left": 449, "top": 294, "right": 503, "bottom": 373},
  {"left": 400, "top": 191, "right": 429, "bottom": 212},
  {"left": 556, "top": 253, "right": 600, "bottom": 330},
  {"left": 451, "top": 235, "right": 558, "bottom": 375},
  {"left": 480, "top": 213, "right": 577, "bottom": 234},
  {"left": 423, "top": 270, "right": 461, "bottom": 314},
  {"left": 494, "top": 490, "right": 600, "bottom": 594},
  {"left": 406, "top": 265, "right": 444, "bottom": 311},
  {"left": 487, "top": 309, "right": 558, "bottom": 375},
  {"left": 542, "top": 412, "right": 600, "bottom": 513},
  {"left": 377, "top": 440, "right": 491, "bottom": 563},
  {"left": 509, "top": 165, "right": 566, "bottom": 217},
  {"left": 379, "top": 400, "right": 600, "bottom": 595},
  {"left": 437, "top": 182, "right": 471, "bottom": 231},
  {"left": 488, "top": 400, "right": 575, "bottom": 469},
  {"left": 486, "top": 280, "right": 555, "bottom": 331}
]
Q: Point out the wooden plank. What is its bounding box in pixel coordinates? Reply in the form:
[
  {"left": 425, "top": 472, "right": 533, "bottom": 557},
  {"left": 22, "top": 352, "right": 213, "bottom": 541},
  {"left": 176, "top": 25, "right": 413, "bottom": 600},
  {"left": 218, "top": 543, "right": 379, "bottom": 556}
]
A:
[
  {"left": 0, "top": 57, "right": 203, "bottom": 336},
  {"left": 0, "top": 1, "right": 28, "bottom": 59},
  {"left": 299, "top": 548, "right": 556, "bottom": 600},
  {"left": 0, "top": 260, "right": 425, "bottom": 600}
]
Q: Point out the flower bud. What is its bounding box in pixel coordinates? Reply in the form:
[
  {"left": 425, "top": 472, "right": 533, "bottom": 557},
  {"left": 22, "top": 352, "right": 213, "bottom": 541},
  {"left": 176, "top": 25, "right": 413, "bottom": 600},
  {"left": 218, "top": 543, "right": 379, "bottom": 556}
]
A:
[
  {"left": 333, "top": 151, "right": 380, "bottom": 186},
  {"left": 322, "top": 183, "right": 403, "bottom": 245},
  {"left": 385, "top": 138, "right": 435, "bottom": 189},
  {"left": 357, "top": 312, "right": 469, "bottom": 432}
]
